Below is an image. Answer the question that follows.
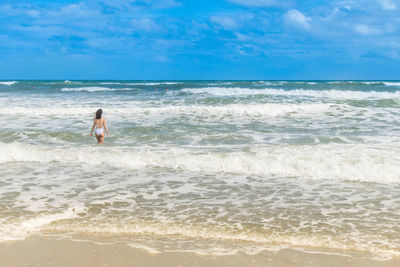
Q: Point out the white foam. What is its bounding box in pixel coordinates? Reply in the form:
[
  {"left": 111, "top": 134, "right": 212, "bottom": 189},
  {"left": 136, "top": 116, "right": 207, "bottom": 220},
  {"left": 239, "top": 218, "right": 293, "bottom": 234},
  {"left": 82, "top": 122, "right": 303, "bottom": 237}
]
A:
[
  {"left": 43, "top": 222, "right": 400, "bottom": 258},
  {"left": 0, "top": 103, "right": 332, "bottom": 118},
  {"left": 0, "top": 106, "right": 96, "bottom": 116},
  {"left": 327, "top": 81, "right": 383, "bottom": 85},
  {"left": 0, "top": 81, "right": 18, "bottom": 86},
  {"left": 181, "top": 87, "right": 400, "bottom": 99},
  {"left": 1, "top": 142, "right": 400, "bottom": 183},
  {"left": 126, "top": 82, "right": 182, "bottom": 86},
  {"left": 360, "top": 81, "right": 383, "bottom": 85},
  {"left": 294, "top": 82, "right": 317, "bottom": 85},
  {"left": 0, "top": 206, "right": 84, "bottom": 242},
  {"left": 100, "top": 82, "right": 122, "bottom": 85},
  {"left": 254, "top": 81, "right": 287, "bottom": 86},
  {"left": 61, "top": 87, "right": 132, "bottom": 92},
  {"left": 207, "top": 82, "right": 233, "bottom": 86},
  {"left": 383, "top": 82, "right": 400, "bottom": 87},
  {"left": 326, "top": 81, "right": 343, "bottom": 84}
]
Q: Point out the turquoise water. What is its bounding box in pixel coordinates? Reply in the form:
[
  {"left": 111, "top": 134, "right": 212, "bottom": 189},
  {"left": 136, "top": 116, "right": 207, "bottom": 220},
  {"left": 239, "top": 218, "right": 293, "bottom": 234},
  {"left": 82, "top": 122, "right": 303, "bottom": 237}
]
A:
[{"left": 0, "top": 80, "right": 400, "bottom": 258}]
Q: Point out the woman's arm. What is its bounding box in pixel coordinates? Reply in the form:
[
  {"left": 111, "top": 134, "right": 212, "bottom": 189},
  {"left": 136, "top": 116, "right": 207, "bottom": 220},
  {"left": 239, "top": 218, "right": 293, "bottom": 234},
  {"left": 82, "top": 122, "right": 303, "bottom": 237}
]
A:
[
  {"left": 104, "top": 118, "right": 110, "bottom": 136},
  {"left": 90, "top": 119, "right": 95, "bottom": 136}
]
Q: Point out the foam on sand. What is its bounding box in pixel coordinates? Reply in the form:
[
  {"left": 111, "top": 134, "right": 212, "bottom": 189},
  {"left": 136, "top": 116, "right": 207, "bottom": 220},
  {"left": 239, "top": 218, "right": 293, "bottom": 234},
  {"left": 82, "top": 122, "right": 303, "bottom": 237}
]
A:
[
  {"left": 0, "top": 235, "right": 397, "bottom": 266},
  {"left": 0, "top": 206, "right": 84, "bottom": 242},
  {"left": 41, "top": 222, "right": 400, "bottom": 258}
]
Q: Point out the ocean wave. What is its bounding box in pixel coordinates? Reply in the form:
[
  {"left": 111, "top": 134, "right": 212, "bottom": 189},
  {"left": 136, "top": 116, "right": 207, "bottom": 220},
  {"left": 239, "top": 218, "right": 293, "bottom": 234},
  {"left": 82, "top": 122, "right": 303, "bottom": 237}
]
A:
[
  {"left": 100, "top": 82, "right": 122, "bottom": 85},
  {"left": 207, "top": 82, "right": 233, "bottom": 86},
  {"left": 294, "top": 81, "right": 317, "bottom": 85},
  {"left": 98, "top": 82, "right": 181, "bottom": 86},
  {"left": 1, "top": 142, "right": 400, "bottom": 183},
  {"left": 0, "top": 81, "right": 18, "bottom": 86},
  {"left": 326, "top": 81, "right": 400, "bottom": 86},
  {"left": 383, "top": 82, "right": 400, "bottom": 87},
  {"left": 126, "top": 82, "right": 182, "bottom": 86},
  {"left": 254, "top": 81, "right": 287, "bottom": 86},
  {"left": 326, "top": 81, "right": 383, "bottom": 85},
  {"left": 360, "top": 81, "right": 384, "bottom": 85},
  {"left": 0, "top": 103, "right": 333, "bottom": 118},
  {"left": 61, "top": 87, "right": 133, "bottom": 92},
  {"left": 63, "top": 80, "right": 82, "bottom": 84},
  {"left": 180, "top": 87, "right": 400, "bottom": 99}
]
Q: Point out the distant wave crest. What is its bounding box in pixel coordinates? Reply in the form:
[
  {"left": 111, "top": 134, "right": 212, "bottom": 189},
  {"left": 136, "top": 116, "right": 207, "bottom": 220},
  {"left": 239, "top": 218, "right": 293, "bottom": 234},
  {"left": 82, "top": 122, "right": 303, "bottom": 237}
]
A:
[
  {"left": 61, "top": 87, "right": 133, "bottom": 92},
  {"left": 180, "top": 87, "right": 400, "bottom": 99},
  {"left": 0, "top": 81, "right": 18, "bottom": 86}
]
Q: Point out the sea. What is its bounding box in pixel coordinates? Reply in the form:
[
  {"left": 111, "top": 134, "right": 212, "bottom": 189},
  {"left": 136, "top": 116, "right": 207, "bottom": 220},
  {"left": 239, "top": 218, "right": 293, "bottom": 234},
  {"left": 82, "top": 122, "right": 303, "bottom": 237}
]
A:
[{"left": 0, "top": 80, "right": 399, "bottom": 259}]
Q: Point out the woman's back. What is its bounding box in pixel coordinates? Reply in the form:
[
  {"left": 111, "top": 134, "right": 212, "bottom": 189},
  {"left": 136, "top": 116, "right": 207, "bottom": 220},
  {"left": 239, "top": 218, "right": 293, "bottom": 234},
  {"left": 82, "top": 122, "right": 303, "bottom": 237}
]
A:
[{"left": 94, "top": 118, "right": 104, "bottom": 128}]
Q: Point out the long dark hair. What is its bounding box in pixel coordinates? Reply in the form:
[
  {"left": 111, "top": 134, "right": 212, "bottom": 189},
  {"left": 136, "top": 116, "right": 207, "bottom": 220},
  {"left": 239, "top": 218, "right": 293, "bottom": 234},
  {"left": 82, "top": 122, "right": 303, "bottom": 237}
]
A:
[{"left": 96, "top": 109, "right": 103, "bottom": 119}]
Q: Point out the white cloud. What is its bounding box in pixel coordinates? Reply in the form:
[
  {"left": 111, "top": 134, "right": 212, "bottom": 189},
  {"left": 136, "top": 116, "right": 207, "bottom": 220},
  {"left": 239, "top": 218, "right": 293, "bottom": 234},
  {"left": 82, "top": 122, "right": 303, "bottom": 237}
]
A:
[
  {"left": 227, "top": 0, "right": 280, "bottom": 7},
  {"left": 235, "top": 32, "right": 249, "bottom": 41},
  {"left": 0, "top": 4, "right": 41, "bottom": 17},
  {"left": 284, "top": 9, "right": 311, "bottom": 29},
  {"left": 378, "top": 0, "right": 396, "bottom": 10},
  {"left": 60, "top": 3, "right": 83, "bottom": 14},
  {"left": 153, "top": 0, "right": 181, "bottom": 8},
  {"left": 57, "top": 3, "right": 96, "bottom": 17},
  {"left": 210, "top": 16, "right": 238, "bottom": 30},
  {"left": 354, "top": 24, "right": 381, "bottom": 35},
  {"left": 99, "top": 0, "right": 180, "bottom": 9},
  {"left": 131, "top": 18, "right": 159, "bottom": 31},
  {"left": 26, "top": 10, "right": 40, "bottom": 17}
]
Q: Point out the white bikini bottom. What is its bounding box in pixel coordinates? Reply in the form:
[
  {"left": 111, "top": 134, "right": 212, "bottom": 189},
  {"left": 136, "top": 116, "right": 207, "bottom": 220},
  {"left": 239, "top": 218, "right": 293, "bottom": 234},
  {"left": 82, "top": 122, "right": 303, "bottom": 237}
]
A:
[{"left": 94, "top": 127, "right": 104, "bottom": 136}]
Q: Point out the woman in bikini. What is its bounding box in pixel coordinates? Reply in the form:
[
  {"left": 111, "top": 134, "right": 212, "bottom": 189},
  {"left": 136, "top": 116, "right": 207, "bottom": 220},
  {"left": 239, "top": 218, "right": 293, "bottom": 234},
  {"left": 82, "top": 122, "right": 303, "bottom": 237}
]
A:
[{"left": 90, "top": 109, "right": 110, "bottom": 144}]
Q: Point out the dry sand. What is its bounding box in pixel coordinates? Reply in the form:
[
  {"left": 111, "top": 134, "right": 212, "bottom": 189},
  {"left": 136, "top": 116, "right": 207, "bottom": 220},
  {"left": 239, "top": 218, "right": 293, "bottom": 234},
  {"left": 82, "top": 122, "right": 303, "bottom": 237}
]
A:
[{"left": 0, "top": 235, "right": 398, "bottom": 267}]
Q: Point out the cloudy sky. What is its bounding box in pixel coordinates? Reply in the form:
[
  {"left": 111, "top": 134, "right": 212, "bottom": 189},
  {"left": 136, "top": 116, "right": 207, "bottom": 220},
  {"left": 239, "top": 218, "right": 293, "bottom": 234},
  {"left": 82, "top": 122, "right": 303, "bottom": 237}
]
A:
[{"left": 0, "top": 0, "right": 399, "bottom": 79}]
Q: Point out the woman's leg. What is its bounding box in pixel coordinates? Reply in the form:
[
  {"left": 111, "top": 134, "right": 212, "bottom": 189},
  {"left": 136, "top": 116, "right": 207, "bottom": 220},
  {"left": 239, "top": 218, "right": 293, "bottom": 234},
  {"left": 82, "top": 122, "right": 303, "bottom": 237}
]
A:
[{"left": 99, "top": 133, "right": 105, "bottom": 144}]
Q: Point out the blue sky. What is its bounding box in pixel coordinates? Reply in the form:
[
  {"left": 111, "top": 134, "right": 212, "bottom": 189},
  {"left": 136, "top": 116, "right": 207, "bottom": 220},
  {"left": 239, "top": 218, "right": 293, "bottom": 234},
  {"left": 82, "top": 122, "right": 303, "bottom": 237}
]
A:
[{"left": 0, "top": 0, "right": 400, "bottom": 79}]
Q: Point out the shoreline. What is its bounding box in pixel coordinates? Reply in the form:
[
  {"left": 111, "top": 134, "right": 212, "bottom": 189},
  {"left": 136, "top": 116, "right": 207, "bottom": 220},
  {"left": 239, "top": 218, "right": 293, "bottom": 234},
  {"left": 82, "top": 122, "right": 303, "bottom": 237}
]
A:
[{"left": 0, "top": 235, "right": 399, "bottom": 267}]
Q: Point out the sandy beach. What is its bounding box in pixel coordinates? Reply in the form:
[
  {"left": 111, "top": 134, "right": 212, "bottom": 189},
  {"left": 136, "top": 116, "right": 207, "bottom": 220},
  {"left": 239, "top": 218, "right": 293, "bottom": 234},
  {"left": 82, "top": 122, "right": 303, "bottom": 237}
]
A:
[{"left": 0, "top": 235, "right": 398, "bottom": 267}]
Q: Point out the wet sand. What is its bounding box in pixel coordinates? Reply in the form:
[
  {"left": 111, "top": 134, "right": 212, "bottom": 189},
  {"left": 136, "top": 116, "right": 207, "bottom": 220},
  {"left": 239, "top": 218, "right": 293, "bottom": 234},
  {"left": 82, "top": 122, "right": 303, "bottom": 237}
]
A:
[{"left": 0, "top": 235, "right": 399, "bottom": 267}]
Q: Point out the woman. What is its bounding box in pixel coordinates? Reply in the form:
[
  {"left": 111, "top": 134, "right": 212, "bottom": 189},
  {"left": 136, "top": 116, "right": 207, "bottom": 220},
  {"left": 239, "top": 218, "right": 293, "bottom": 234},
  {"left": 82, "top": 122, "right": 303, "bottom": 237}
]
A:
[{"left": 90, "top": 109, "right": 110, "bottom": 144}]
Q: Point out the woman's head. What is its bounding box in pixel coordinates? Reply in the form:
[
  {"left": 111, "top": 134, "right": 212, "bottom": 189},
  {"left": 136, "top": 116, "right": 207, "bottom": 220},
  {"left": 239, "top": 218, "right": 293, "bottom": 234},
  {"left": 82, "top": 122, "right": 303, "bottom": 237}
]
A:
[{"left": 96, "top": 109, "right": 103, "bottom": 119}]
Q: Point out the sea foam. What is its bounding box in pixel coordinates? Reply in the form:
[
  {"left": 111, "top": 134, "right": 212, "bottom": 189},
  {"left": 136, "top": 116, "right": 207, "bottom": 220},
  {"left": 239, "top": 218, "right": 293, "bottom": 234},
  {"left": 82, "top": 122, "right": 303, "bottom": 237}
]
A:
[
  {"left": 126, "top": 82, "right": 182, "bottom": 85},
  {"left": 61, "top": 87, "right": 133, "bottom": 92},
  {"left": 0, "top": 103, "right": 333, "bottom": 119},
  {"left": 181, "top": 87, "right": 400, "bottom": 99},
  {"left": 1, "top": 142, "right": 400, "bottom": 183},
  {"left": 41, "top": 221, "right": 400, "bottom": 258},
  {"left": 0, "top": 206, "right": 83, "bottom": 242},
  {"left": 0, "top": 81, "right": 18, "bottom": 86},
  {"left": 383, "top": 82, "right": 400, "bottom": 87}
]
